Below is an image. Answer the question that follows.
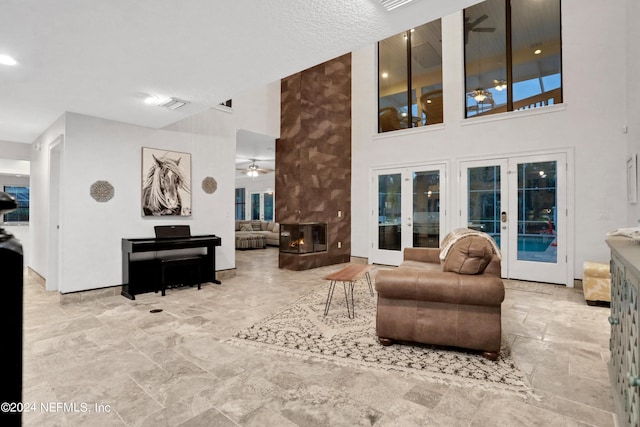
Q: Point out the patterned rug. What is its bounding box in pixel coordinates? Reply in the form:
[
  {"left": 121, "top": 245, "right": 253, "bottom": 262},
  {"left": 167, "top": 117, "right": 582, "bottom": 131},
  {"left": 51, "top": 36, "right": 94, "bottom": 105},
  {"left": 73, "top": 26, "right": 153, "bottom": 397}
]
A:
[{"left": 227, "top": 277, "right": 536, "bottom": 399}]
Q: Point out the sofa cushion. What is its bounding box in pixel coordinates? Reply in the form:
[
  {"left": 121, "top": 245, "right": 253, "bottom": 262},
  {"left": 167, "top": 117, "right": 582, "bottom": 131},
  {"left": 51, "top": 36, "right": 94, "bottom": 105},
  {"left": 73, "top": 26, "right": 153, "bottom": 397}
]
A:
[
  {"left": 239, "top": 224, "right": 253, "bottom": 232},
  {"left": 272, "top": 223, "right": 279, "bottom": 234},
  {"left": 250, "top": 220, "right": 262, "bottom": 231},
  {"left": 261, "top": 221, "right": 270, "bottom": 231},
  {"left": 399, "top": 260, "right": 441, "bottom": 271},
  {"left": 441, "top": 236, "right": 494, "bottom": 275}
]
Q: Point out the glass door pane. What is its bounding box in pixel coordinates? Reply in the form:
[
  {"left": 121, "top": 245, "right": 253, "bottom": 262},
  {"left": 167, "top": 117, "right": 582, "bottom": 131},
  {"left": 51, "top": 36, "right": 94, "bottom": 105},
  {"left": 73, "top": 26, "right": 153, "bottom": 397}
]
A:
[
  {"left": 467, "top": 165, "right": 502, "bottom": 247},
  {"left": 250, "top": 193, "right": 260, "bottom": 220},
  {"left": 264, "top": 193, "right": 274, "bottom": 221},
  {"left": 516, "top": 161, "right": 557, "bottom": 263},
  {"left": 413, "top": 170, "right": 440, "bottom": 248},
  {"left": 378, "top": 173, "right": 402, "bottom": 251},
  {"left": 235, "top": 188, "right": 246, "bottom": 220}
]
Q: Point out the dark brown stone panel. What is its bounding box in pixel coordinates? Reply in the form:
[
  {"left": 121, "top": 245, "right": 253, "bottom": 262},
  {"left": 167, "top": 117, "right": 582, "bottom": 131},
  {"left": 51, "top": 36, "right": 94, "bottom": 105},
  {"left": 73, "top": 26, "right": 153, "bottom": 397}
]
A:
[{"left": 277, "top": 53, "right": 351, "bottom": 270}]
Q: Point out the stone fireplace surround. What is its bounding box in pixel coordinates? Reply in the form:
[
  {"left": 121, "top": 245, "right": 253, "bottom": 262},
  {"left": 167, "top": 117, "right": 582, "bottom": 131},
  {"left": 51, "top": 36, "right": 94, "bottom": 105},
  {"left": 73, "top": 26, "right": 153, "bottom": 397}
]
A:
[{"left": 276, "top": 53, "right": 351, "bottom": 271}]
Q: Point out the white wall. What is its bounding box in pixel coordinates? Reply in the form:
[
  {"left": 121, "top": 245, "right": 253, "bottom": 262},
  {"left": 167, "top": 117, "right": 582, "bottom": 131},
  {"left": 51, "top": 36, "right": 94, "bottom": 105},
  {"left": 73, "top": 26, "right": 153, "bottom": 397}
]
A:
[
  {"left": 0, "top": 140, "right": 31, "bottom": 160},
  {"left": 29, "top": 81, "right": 280, "bottom": 293},
  {"left": 627, "top": 0, "right": 640, "bottom": 225},
  {"left": 352, "top": 2, "right": 628, "bottom": 279}
]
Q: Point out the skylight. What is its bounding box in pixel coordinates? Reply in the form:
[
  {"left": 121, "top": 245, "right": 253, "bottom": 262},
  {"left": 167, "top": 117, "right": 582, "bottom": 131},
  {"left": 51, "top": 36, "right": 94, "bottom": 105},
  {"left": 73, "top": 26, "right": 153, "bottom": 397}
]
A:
[{"left": 378, "top": 0, "right": 413, "bottom": 11}]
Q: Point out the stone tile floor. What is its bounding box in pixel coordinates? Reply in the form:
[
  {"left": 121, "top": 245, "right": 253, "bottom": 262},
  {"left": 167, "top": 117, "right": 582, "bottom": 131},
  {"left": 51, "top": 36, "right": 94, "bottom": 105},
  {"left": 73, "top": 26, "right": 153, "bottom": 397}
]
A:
[{"left": 22, "top": 248, "right": 616, "bottom": 426}]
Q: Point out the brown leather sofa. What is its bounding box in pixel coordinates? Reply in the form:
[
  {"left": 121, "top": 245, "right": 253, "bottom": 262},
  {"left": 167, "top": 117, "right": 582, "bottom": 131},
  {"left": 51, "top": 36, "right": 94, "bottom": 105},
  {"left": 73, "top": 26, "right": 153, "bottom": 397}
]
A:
[{"left": 375, "top": 232, "right": 504, "bottom": 360}]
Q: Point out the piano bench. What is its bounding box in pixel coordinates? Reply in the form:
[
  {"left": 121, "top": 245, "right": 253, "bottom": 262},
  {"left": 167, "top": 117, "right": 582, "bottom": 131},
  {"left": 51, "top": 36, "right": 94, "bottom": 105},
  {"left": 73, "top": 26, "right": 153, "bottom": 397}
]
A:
[{"left": 159, "top": 256, "right": 204, "bottom": 296}]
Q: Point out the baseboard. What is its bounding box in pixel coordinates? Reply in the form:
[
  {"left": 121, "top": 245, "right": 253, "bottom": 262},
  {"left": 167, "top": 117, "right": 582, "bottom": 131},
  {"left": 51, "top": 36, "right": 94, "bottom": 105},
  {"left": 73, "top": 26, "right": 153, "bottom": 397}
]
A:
[
  {"left": 55, "top": 269, "right": 236, "bottom": 304},
  {"left": 216, "top": 268, "right": 237, "bottom": 280},
  {"left": 60, "top": 285, "right": 123, "bottom": 304},
  {"left": 350, "top": 256, "right": 369, "bottom": 264}
]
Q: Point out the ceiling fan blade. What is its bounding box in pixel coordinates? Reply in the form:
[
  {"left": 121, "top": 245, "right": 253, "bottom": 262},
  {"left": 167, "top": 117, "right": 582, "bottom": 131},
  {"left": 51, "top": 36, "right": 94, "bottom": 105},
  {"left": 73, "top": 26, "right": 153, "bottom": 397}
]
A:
[{"left": 471, "top": 14, "right": 488, "bottom": 27}]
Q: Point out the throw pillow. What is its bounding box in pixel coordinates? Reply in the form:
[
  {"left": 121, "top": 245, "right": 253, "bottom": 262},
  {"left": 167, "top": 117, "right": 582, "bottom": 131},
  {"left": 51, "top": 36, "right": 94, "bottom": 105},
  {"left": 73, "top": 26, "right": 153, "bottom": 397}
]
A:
[
  {"left": 261, "top": 221, "right": 269, "bottom": 231},
  {"left": 240, "top": 224, "right": 253, "bottom": 232},
  {"left": 272, "top": 223, "right": 280, "bottom": 234},
  {"left": 251, "top": 220, "right": 262, "bottom": 231}
]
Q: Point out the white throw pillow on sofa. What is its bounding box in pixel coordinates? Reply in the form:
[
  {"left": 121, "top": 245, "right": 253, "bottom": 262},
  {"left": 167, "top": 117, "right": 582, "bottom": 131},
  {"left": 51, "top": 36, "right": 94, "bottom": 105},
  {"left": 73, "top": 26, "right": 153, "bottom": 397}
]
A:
[{"left": 240, "top": 224, "right": 253, "bottom": 232}]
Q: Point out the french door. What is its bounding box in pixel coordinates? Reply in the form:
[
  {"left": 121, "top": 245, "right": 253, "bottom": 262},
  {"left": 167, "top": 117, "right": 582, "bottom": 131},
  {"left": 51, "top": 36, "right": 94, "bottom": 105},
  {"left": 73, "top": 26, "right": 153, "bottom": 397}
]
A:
[
  {"left": 250, "top": 191, "right": 274, "bottom": 221},
  {"left": 460, "top": 153, "right": 568, "bottom": 284},
  {"left": 370, "top": 164, "right": 446, "bottom": 266}
]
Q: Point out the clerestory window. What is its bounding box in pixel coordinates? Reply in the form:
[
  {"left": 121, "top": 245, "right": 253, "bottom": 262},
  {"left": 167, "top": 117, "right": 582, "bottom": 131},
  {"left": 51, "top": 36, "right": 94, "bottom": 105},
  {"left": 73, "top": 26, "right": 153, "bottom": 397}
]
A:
[
  {"left": 464, "top": 0, "right": 562, "bottom": 118},
  {"left": 378, "top": 19, "right": 443, "bottom": 133}
]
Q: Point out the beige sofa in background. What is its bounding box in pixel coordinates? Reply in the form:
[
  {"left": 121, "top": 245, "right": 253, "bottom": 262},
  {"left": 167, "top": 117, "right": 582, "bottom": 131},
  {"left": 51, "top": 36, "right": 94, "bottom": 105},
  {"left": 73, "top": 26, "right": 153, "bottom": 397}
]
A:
[{"left": 235, "top": 220, "right": 280, "bottom": 247}]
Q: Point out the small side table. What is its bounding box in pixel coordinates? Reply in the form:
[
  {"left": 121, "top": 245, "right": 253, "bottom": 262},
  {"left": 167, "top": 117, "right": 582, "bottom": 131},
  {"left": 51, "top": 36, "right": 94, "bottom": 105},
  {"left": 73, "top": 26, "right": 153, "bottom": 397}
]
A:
[{"left": 323, "top": 264, "right": 374, "bottom": 318}]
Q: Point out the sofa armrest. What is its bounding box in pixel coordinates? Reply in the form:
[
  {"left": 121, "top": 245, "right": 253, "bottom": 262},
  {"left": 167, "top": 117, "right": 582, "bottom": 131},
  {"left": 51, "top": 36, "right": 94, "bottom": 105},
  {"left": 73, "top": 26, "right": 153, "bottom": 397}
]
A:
[
  {"left": 375, "top": 268, "right": 504, "bottom": 306},
  {"left": 403, "top": 247, "right": 441, "bottom": 264}
]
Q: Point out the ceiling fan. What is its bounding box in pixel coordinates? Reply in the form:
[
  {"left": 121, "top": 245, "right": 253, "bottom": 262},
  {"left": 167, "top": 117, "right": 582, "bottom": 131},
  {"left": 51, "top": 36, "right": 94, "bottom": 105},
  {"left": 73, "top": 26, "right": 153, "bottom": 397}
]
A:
[
  {"left": 464, "top": 14, "right": 496, "bottom": 44},
  {"left": 237, "top": 159, "right": 274, "bottom": 177}
]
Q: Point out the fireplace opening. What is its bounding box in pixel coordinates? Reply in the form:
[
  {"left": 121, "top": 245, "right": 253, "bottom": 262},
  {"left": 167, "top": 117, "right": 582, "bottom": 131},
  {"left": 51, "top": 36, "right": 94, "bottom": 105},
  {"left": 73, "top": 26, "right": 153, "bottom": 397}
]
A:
[{"left": 279, "top": 222, "right": 327, "bottom": 254}]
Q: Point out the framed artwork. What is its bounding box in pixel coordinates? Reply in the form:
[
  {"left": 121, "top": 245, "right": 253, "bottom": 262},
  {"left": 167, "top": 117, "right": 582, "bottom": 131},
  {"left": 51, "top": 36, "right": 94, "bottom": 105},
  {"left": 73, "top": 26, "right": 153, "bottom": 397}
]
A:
[
  {"left": 628, "top": 154, "right": 637, "bottom": 204},
  {"left": 141, "top": 147, "right": 192, "bottom": 216}
]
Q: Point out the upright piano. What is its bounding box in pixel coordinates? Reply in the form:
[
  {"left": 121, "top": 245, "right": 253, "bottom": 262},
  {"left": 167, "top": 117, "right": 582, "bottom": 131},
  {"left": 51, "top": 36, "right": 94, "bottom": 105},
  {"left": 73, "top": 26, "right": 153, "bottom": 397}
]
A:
[{"left": 121, "top": 226, "right": 222, "bottom": 300}]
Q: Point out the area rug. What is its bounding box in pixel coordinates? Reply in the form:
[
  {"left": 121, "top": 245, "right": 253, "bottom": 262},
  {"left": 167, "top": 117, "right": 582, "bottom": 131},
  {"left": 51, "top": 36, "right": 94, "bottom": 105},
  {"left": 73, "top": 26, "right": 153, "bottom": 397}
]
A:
[{"left": 227, "top": 277, "right": 536, "bottom": 399}]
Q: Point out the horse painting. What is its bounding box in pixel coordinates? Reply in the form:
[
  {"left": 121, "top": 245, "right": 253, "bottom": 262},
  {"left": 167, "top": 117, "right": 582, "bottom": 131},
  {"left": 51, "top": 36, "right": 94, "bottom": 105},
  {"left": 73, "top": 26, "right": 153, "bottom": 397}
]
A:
[{"left": 142, "top": 151, "right": 191, "bottom": 216}]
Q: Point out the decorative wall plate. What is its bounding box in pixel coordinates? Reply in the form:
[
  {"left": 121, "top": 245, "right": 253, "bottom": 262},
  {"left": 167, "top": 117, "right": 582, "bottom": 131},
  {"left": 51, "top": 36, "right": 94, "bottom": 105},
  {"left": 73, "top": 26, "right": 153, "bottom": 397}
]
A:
[
  {"left": 90, "top": 180, "right": 114, "bottom": 202},
  {"left": 202, "top": 176, "right": 217, "bottom": 194}
]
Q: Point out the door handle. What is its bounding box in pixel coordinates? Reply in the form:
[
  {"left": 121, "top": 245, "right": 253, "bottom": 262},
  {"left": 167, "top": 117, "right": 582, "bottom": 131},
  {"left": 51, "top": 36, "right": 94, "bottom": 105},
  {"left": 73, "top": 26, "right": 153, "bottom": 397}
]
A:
[{"left": 501, "top": 212, "right": 507, "bottom": 223}]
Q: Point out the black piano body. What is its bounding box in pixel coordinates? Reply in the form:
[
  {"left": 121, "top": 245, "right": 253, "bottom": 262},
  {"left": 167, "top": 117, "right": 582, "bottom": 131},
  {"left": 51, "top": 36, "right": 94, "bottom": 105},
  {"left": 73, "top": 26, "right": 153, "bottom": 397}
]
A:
[{"left": 121, "top": 227, "right": 221, "bottom": 300}]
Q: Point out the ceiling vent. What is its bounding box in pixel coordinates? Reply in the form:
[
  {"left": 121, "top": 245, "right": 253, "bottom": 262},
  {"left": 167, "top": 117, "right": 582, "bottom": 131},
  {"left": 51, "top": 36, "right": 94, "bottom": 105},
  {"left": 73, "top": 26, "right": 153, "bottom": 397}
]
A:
[
  {"left": 379, "top": 0, "right": 413, "bottom": 11},
  {"left": 158, "top": 97, "right": 189, "bottom": 110}
]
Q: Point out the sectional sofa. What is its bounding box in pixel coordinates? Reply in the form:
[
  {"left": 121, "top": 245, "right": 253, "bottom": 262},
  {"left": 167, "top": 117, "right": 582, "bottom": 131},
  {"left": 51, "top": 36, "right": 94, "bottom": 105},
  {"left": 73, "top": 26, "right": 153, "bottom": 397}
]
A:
[{"left": 235, "top": 220, "right": 280, "bottom": 248}]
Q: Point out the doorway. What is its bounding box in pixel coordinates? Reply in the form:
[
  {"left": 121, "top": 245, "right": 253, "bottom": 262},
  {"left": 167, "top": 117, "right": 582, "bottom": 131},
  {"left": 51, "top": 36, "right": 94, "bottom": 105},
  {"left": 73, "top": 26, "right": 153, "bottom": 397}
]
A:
[
  {"left": 47, "top": 136, "right": 64, "bottom": 291},
  {"left": 460, "top": 152, "right": 569, "bottom": 285},
  {"left": 370, "top": 164, "right": 447, "bottom": 266}
]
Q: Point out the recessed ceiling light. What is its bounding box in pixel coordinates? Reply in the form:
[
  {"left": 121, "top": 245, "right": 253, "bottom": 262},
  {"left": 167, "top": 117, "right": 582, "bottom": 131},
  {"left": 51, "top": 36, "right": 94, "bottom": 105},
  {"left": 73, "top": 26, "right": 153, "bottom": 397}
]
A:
[
  {"left": 143, "top": 95, "right": 159, "bottom": 105},
  {"left": 381, "top": 72, "right": 388, "bottom": 78},
  {"left": 534, "top": 49, "right": 542, "bottom": 55},
  {"left": 0, "top": 54, "right": 17, "bottom": 66}
]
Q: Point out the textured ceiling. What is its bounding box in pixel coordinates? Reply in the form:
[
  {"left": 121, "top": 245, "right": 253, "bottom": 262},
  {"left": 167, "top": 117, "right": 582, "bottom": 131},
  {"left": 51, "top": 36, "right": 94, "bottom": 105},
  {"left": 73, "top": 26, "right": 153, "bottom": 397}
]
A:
[{"left": 0, "top": 0, "right": 482, "bottom": 144}]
